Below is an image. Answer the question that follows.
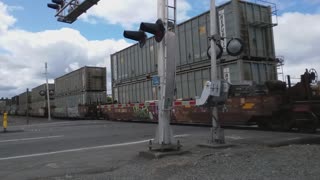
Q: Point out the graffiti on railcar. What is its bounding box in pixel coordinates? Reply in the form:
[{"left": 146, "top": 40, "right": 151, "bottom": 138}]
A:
[{"left": 133, "top": 106, "right": 153, "bottom": 120}]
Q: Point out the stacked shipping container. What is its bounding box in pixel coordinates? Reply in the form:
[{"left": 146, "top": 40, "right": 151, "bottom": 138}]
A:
[
  {"left": 53, "top": 66, "right": 107, "bottom": 118},
  {"left": 30, "top": 84, "right": 55, "bottom": 117},
  {"left": 16, "top": 91, "right": 31, "bottom": 115},
  {"left": 10, "top": 96, "right": 19, "bottom": 115},
  {"left": 0, "top": 99, "right": 6, "bottom": 114},
  {"left": 111, "top": 0, "right": 278, "bottom": 104}
]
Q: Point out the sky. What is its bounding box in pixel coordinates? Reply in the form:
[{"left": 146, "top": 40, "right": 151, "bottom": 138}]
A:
[{"left": 0, "top": 0, "right": 319, "bottom": 98}]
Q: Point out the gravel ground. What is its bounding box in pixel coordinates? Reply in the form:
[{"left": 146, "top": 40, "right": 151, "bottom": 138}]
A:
[{"left": 38, "top": 144, "right": 320, "bottom": 180}]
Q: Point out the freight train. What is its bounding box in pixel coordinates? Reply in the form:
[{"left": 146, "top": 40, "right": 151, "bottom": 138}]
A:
[
  {"left": 1, "top": 1, "right": 319, "bottom": 133},
  {"left": 98, "top": 69, "right": 320, "bottom": 133},
  {"left": 0, "top": 66, "right": 107, "bottom": 119},
  {"left": 0, "top": 68, "right": 319, "bottom": 133}
]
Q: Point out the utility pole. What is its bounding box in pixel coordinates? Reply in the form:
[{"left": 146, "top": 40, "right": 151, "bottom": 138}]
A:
[
  {"left": 45, "top": 62, "right": 51, "bottom": 121},
  {"left": 210, "top": 0, "right": 224, "bottom": 144}
]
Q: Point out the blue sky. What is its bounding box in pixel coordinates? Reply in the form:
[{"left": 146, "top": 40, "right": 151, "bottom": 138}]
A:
[
  {"left": 0, "top": 0, "right": 319, "bottom": 97},
  {"left": 1, "top": 0, "right": 124, "bottom": 40},
  {"left": 5, "top": 0, "right": 319, "bottom": 41}
]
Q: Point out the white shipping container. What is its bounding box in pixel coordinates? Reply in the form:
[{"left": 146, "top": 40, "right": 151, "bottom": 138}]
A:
[{"left": 55, "top": 66, "right": 106, "bottom": 96}]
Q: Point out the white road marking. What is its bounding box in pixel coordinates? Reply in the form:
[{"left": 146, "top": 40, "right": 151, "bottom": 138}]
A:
[
  {"left": 174, "top": 134, "right": 189, "bottom": 138},
  {"left": 0, "top": 134, "right": 190, "bottom": 161},
  {"left": 0, "top": 135, "right": 64, "bottom": 143},
  {"left": 15, "top": 121, "right": 100, "bottom": 128},
  {"left": 226, "top": 135, "right": 243, "bottom": 140},
  {"left": 287, "top": 137, "right": 300, "bottom": 140}
]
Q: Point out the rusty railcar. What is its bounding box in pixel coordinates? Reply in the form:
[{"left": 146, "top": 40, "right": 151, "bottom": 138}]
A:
[
  {"left": 98, "top": 95, "right": 283, "bottom": 127},
  {"left": 99, "top": 69, "right": 320, "bottom": 133}
]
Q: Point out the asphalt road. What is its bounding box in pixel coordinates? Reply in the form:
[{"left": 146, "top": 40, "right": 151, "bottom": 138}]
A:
[
  {"left": 0, "top": 119, "right": 205, "bottom": 180},
  {"left": 0, "top": 118, "right": 319, "bottom": 180}
]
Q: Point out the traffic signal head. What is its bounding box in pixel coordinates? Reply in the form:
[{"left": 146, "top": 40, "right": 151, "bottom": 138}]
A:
[
  {"left": 47, "top": 3, "right": 60, "bottom": 10},
  {"left": 47, "top": 0, "right": 65, "bottom": 10},
  {"left": 123, "top": 30, "right": 147, "bottom": 48},
  {"left": 140, "top": 19, "right": 165, "bottom": 42}
]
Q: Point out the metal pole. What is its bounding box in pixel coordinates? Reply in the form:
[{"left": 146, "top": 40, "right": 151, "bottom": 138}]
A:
[
  {"left": 26, "top": 88, "right": 29, "bottom": 125},
  {"left": 210, "top": 0, "right": 224, "bottom": 144},
  {"left": 156, "top": 0, "right": 173, "bottom": 145},
  {"left": 45, "top": 62, "right": 51, "bottom": 121}
]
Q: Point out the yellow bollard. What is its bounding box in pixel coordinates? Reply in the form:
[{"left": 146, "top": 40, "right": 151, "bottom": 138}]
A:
[{"left": 3, "top": 112, "right": 7, "bottom": 132}]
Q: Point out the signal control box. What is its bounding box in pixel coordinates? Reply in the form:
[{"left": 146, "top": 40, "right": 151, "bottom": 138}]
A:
[{"left": 196, "top": 80, "right": 230, "bottom": 106}]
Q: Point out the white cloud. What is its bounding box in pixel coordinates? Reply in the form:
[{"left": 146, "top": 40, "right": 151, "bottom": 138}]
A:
[
  {"left": 0, "top": 0, "right": 320, "bottom": 98},
  {"left": 0, "top": 1, "right": 16, "bottom": 34},
  {"left": 274, "top": 12, "right": 320, "bottom": 81},
  {"left": 0, "top": 27, "right": 130, "bottom": 97},
  {"left": 80, "top": 0, "right": 191, "bottom": 28}
]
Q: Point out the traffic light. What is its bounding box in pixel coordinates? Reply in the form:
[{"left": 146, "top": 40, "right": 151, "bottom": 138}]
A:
[
  {"left": 47, "top": 0, "right": 65, "bottom": 11},
  {"left": 140, "top": 19, "right": 165, "bottom": 42},
  {"left": 123, "top": 30, "right": 147, "bottom": 48},
  {"left": 123, "top": 18, "right": 166, "bottom": 48}
]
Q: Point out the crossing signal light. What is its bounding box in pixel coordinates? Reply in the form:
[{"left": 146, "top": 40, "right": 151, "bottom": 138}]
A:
[
  {"left": 226, "top": 38, "right": 244, "bottom": 56},
  {"left": 47, "top": 0, "right": 65, "bottom": 10},
  {"left": 207, "top": 43, "right": 223, "bottom": 59},
  {"left": 123, "top": 30, "right": 147, "bottom": 48},
  {"left": 140, "top": 19, "right": 165, "bottom": 42}
]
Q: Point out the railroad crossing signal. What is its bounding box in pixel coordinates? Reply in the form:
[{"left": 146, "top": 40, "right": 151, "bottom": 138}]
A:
[
  {"left": 226, "top": 38, "right": 244, "bottom": 56},
  {"left": 207, "top": 36, "right": 244, "bottom": 59},
  {"left": 47, "top": 0, "right": 65, "bottom": 11},
  {"left": 39, "top": 90, "right": 46, "bottom": 96},
  {"left": 39, "top": 90, "right": 55, "bottom": 97},
  {"left": 207, "top": 43, "right": 223, "bottom": 59},
  {"left": 47, "top": 0, "right": 100, "bottom": 24},
  {"left": 123, "top": 19, "right": 166, "bottom": 48}
]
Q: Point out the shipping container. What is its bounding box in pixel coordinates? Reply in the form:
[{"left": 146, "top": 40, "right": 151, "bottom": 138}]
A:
[
  {"left": 5, "top": 99, "right": 12, "bottom": 113},
  {"left": 53, "top": 91, "right": 107, "bottom": 118},
  {"left": 17, "top": 91, "right": 31, "bottom": 116},
  {"left": 30, "top": 84, "right": 55, "bottom": 117},
  {"left": 55, "top": 66, "right": 106, "bottom": 97},
  {"left": 0, "top": 100, "right": 6, "bottom": 114},
  {"left": 111, "top": 0, "right": 277, "bottom": 82},
  {"left": 9, "top": 96, "right": 19, "bottom": 115},
  {"left": 31, "top": 84, "right": 54, "bottom": 102},
  {"left": 113, "top": 60, "right": 277, "bottom": 103},
  {"left": 111, "top": 0, "right": 278, "bottom": 103}
]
